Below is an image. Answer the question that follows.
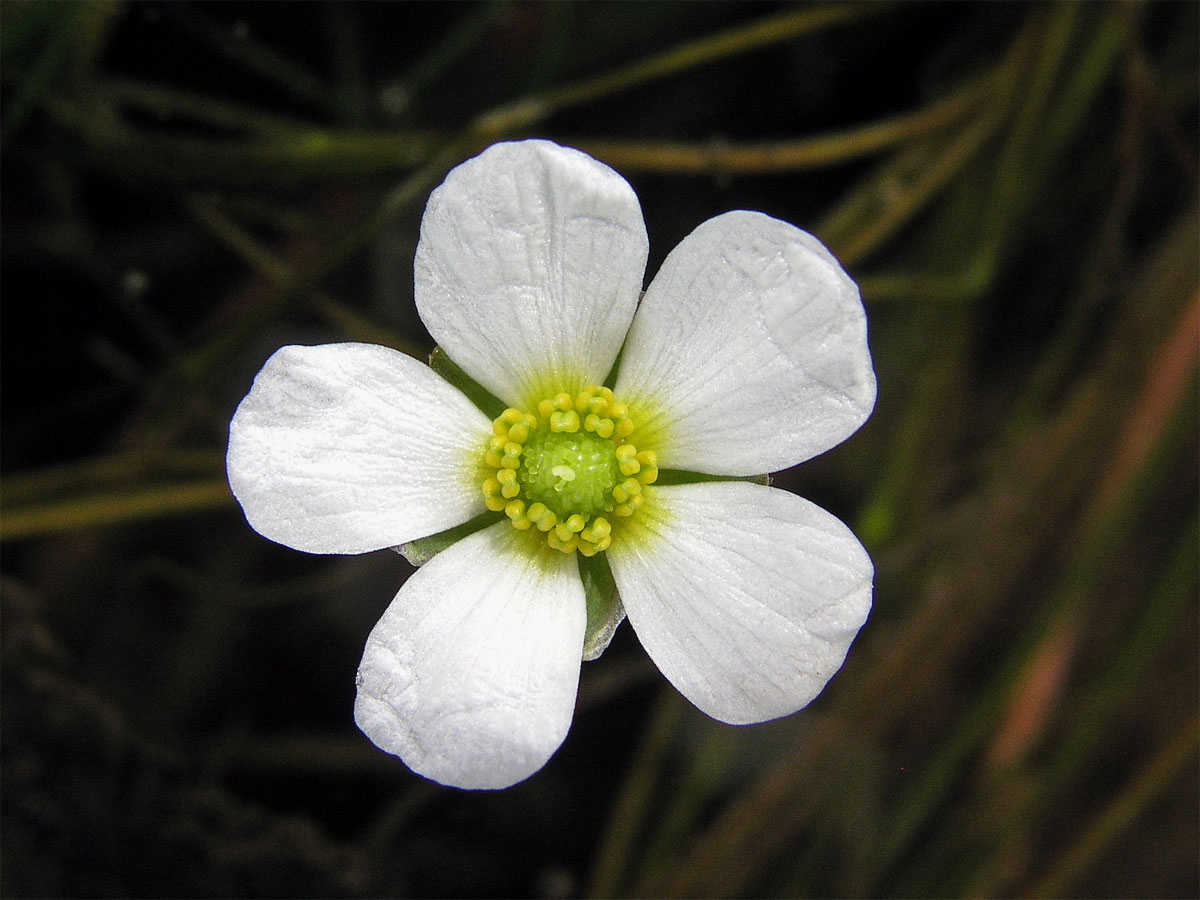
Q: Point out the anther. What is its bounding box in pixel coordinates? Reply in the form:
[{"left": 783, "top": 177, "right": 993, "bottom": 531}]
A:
[
  {"left": 549, "top": 409, "right": 581, "bottom": 433},
  {"left": 636, "top": 450, "right": 659, "bottom": 484},
  {"left": 505, "top": 500, "right": 532, "bottom": 529}
]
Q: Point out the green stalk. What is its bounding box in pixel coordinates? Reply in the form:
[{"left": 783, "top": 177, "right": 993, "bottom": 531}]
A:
[
  {"left": 587, "top": 690, "right": 686, "bottom": 898},
  {"left": 570, "top": 78, "right": 985, "bottom": 175},
  {"left": 1, "top": 481, "right": 233, "bottom": 541}
]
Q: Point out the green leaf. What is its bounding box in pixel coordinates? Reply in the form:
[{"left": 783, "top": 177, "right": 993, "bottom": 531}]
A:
[
  {"left": 579, "top": 552, "right": 625, "bottom": 660},
  {"left": 654, "top": 469, "right": 770, "bottom": 486},
  {"left": 429, "top": 346, "right": 506, "bottom": 419},
  {"left": 395, "top": 511, "right": 502, "bottom": 566}
]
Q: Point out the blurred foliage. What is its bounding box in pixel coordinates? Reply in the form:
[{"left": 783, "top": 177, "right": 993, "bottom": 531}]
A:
[{"left": 1, "top": 2, "right": 1197, "bottom": 897}]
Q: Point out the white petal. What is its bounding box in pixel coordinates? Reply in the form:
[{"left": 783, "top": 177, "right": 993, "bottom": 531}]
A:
[
  {"left": 227, "top": 343, "right": 490, "bottom": 554},
  {"left": 615, "top": 211, "right": 876, "bottom": 474},
  {"left": 607, "top": 481, "right": 872, "bottom": 725},
  {"left": 354, "top": 523, "right": 586, "bottom": 789},
  {"left": 415, "top": 140, "right": 648, "bottom": 408}
]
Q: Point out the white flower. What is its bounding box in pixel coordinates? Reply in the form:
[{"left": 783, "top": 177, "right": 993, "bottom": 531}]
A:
[{"left": 227, "top": 140, "right": 876, "bottom": 790}]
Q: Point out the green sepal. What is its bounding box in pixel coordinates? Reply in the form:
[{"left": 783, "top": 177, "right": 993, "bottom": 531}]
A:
[
  {"left": 578, "top": 552, "right": 624, "bottom": 661},
  {"left": 655, "top": 469, "right": 771, "bottom": 486},
  {"left": 429, "top": 346, "right": 506, "bottom": 419},
  {"left": 395, "top": 510, "right": 503, "bottom": 566}
]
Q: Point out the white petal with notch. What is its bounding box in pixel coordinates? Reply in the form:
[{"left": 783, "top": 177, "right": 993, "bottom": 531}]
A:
[
  {"left": 354, "top": 523, "right": 586, "bottom": 789},
  {"left": 416, "top": 140, "right": 648, "bottom": 408},
  {"left": 616, "top": 211, "right": 876, "bottom": 474},
  {"left": 608, "top": 480, "right": 872, "bottom": 725},
  {"left": 227, "top": 343, "right": 489, "bottom": 554}
]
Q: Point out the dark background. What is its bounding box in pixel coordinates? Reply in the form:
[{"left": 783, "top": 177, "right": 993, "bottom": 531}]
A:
[{"left": 2, "top": 2, "right": 1197, "bottom": 897}]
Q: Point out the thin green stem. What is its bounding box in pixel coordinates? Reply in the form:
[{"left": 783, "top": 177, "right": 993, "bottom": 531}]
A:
[
  {"left": 816, "top": 15, "right": 1038, "bottom": 265},
  {"left": 980, "top": 1, "right": 1082, "bottom": 252},
  {"left": 44, "top": 89, "right": 439, "bottom": 183},
  {"left": 0, "top": 1, "right": 89, "bottom": 149},
  {"left": 183, "top": 195, "right": 421, "bottom": 359},
  {"left": 536, "top": 4, "right": 880, "bottom": 121},
  {"left": 397, "top": 2, "right": 513, "bottom": 106},
  {"left": 570, "top": 78, "right": 985, "bottom": 175},
  {"left": 41, "top": 4, "right": 884, "bottom": 187},
  {"left": 587, "top": 689, "right": 685, "bottom": 899},
  {"left": 898, "top": 294, "right": 1198, "bottom": 894},
  {"left": 95, "top": 77, "right": 326, "bottom": 137},
  {"left": 0, "top": 449, "right": 223, "bottom": 506},
  {"left": 163, "top": 3, "right": 345, "bottom": 118},
  {"left": 1, "top": 481, "right": 233, "bottom": 541},
  {"left": 66, "top": 71, "right": 977, "bottom": 183}
]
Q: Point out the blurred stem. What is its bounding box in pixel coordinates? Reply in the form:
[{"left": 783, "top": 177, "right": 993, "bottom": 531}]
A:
[
  {"left": 476, "top": 3, "right": 885, "bottom": 135},
  {"left": 816, "top": 12, "right": 1038, "bottom": 266},
  {"left": 853, "top": 8, "right": 1077, "bottom": 548},
  {"left": 162, "top": 3, "right": 345, "bottom": 118},
  {"left": 856, "top": 267, "right": 991, "bottom": 303},
  {"left": 45, "top": 89, "right": 440, "bottom": 182},
  {"left": 184, "top": 196, "right": 413, "bottom": 352},
  {"left": 1024, "top": 711, "right": 1200, "bottom": 899},
  {"left": 1005, "top": 516, "right": 1198, "bottom": 898},
  {"left": 43, "top": 4, "right": 884, "bottom": 186},
  {"left": 857, "top": 0, "right": 1127, "bottom": 559},
  {"left": 1091, "top": 287, "right": 1199, "bottom": 518},
  {"left": 962, "top": 350, "right": 1198, "bottom": 893},
  {"left": 587, "top": 689, "right": 685, "bottom": 899},
  {"left": 984, "top": 2, "right": 1128, "bottom": 299},
  {"left": 979, "top": 1, "right": 1082, "bottom": 254},
  {"left": 1013, "top": 21, "right": 1146, "bottom": 418},
  {"left": 845, "top": 3, "right": 1125, "bottom": 290},
  {"left": 0, "top": 449, "right": 222, "bottom": 506},
  {"left": 176, "top": 141, "right": 454, "bottom": 373},
  {"left": 65, "top": 68, "right": 977, "bottom": 183},
  {"left": 571, "top": 77, "right": 984, "bottom": 174},
  {"left": 831, "top": 110, "right": 1001, "bottom": 267},
  {"left": 631, "top": 719, "right": 739, "bottom": 890},
  {"left": 900, "top": 273, "right": 1198, "bottom": 897},
  {"left": 855, "top": 306, "right": 968, "bottom": 546},
  {"left": 95, "top": 77, "right": 333, "bottom": 137},
  {"left": 1041, "top": 3, "right": 1132, "bottom": 159},
  {"left": 122, "top": 135, "right": 469, "bottom": 450},
  {"left": 325, "top": 3, "right": 370, "bottom": 126},
  {"left": 854, "top": 381, "right": 1104, "bottom": 896},
  {"left": 394, "top": 2, "right": 511, "bottom": 106},
  {"left": 184, "top": 196, "right": 299, "bottom": 284},
  {"left": 0, "top": 481, "right": 232, "bottom": 541},
  {"left": 0, "top": 0, "right": 88, "bottom": 148},
  {"left": 861, "top": 600, "right": 1040, "bottom": 891}
]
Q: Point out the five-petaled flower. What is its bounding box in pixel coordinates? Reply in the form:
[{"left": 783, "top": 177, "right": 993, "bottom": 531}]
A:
[{"left": 227, "top": 140, "right": 877, "bottom": 790}]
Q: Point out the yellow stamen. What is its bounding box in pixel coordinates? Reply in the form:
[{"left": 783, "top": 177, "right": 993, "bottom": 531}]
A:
[{"left": 478, "top": 386, "right": 657, "bottom": 555}]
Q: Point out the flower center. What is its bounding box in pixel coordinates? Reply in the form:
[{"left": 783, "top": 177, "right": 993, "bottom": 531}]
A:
[{"left": 481, "top": 385, "right": 658, "bottom": 556}]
